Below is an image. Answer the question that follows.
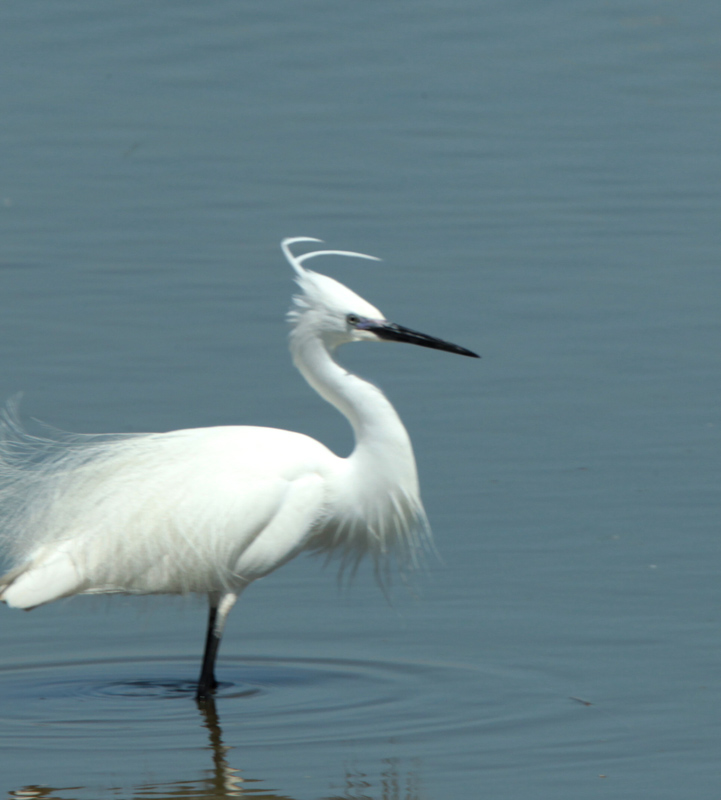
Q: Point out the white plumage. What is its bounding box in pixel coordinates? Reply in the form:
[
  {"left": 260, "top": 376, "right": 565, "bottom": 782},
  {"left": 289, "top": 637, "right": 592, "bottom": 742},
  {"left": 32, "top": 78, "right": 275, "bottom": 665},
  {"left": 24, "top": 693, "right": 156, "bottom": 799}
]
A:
[{"left": 0, "top": 237, "right": 478, "bottom": 699}]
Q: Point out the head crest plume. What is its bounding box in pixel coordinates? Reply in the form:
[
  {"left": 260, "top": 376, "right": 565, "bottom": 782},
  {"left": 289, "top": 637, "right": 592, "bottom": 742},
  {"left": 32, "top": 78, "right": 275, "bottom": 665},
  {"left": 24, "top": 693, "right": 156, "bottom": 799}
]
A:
[{"left": 281, "top": 237, "right": 381, "bottom": 276}]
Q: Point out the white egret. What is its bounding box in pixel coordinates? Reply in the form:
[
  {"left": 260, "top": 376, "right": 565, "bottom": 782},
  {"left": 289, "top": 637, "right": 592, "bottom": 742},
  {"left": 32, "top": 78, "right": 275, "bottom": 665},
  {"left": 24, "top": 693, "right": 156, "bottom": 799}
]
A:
[{"left": 0, "top": 237, "right": 479, "bottom": 700}]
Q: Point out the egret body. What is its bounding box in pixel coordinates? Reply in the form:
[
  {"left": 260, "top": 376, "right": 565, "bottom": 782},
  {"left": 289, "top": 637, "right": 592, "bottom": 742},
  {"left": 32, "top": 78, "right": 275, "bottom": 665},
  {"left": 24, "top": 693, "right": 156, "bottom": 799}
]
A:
[{"left": 0, "top": 238, "right": 478, "bottom": 699}]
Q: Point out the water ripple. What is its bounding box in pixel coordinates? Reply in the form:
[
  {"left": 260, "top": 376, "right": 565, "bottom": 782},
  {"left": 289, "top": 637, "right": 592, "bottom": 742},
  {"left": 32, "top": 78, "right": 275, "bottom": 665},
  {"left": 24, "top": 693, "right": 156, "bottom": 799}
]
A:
[{"left": 0, "top": 653, "right": 516, "bottom": 745}]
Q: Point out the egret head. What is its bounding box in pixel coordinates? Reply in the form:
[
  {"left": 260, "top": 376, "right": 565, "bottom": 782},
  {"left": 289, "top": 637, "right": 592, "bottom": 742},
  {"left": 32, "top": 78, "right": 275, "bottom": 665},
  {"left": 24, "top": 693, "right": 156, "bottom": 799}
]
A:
[
  {"left": 288, "top": 266, "right": 388, "bottom": 351},
  {"left": 282, "top": 237, "right": 480, "bottom": 358}
]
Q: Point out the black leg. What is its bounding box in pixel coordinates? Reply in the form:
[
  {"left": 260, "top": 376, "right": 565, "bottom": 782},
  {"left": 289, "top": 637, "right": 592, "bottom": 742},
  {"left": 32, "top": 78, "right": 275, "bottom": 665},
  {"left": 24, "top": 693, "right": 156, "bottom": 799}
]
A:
[
  {"left": 197, "top": 602, "right": 221, "bottom": 701},
  {"left": 196, "top": 591, "right": 238, "bottom": 702}
]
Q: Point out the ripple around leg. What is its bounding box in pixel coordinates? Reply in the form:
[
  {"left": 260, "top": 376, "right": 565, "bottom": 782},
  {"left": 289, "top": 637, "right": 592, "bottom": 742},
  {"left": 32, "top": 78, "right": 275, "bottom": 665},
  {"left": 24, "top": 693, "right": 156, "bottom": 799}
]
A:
[{"left": 0, "top": 652, "right": 536, "bottom": 739}]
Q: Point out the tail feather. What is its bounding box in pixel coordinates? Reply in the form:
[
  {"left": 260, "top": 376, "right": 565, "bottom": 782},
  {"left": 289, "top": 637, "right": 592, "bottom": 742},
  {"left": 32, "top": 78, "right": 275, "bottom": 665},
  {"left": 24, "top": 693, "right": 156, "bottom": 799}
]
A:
[{"left": 0, "top": 552, "right": 83, "bottom": 609}]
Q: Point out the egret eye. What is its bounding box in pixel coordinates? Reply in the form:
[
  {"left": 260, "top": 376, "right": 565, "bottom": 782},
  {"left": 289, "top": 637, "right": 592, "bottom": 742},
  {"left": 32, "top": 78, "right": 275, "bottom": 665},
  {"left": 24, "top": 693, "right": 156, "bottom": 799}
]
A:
[{"left": 346, "top": 314, "right": 361, "bottom": 326}]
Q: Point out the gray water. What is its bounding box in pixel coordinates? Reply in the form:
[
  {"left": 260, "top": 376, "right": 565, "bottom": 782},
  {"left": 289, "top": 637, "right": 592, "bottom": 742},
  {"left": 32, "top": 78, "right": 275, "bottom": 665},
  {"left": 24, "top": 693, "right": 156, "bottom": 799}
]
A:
[{"left": 1, "top": 1, "right": 720, "bottom": 797}]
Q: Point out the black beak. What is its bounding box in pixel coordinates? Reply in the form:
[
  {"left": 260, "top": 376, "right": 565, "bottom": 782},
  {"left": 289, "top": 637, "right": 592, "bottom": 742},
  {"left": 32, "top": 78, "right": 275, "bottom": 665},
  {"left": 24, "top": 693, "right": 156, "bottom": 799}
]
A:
[{"left": 364, "top": 321, "right": 480, "bottom": 358}]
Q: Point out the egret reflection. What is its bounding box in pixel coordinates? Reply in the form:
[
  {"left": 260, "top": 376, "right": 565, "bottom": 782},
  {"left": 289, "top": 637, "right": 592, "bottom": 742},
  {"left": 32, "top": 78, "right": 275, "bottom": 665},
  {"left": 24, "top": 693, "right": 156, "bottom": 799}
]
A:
[{"left": 8, "top": 697, "right": 425, "bottom": 799}]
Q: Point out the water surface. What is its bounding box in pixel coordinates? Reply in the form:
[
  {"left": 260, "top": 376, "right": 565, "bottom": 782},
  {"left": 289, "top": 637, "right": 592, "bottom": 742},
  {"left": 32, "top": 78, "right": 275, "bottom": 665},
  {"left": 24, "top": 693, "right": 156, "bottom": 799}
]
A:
[{"left": 1, "top": 1, "right": 720, "bottom": 798}]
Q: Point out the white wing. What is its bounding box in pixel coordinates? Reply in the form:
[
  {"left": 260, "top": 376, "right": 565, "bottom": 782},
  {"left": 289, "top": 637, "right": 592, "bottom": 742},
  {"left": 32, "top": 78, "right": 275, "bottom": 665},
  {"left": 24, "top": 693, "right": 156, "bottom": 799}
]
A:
[{"left": 0, "top": 426, "right": 339, "bottom": 608}]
